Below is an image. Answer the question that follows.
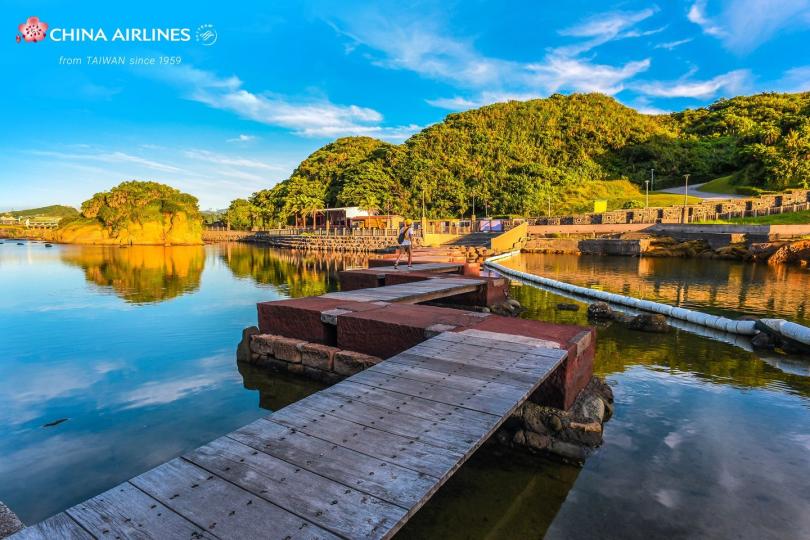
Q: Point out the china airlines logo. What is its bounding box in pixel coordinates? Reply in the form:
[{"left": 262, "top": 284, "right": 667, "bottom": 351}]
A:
[{"left": 17, "top": 16, "right": 48, "bottom": 43}]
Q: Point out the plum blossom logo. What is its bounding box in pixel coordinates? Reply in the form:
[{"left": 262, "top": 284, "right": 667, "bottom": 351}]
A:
[
  {"left": 17, "top": 16, "right": 48, "bottom": 43},
  {"left": 195, "top": 24, "right": 217, "bottom": 46}
]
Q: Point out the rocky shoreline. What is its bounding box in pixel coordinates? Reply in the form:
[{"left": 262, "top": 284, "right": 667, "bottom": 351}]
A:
[{"left": 525, "top": 236, "right": 810, "bottom": 266}]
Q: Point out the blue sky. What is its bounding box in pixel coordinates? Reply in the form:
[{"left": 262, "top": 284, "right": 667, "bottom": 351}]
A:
[{"left": 2, "top": 0, "right": 809, "bottom": 211}]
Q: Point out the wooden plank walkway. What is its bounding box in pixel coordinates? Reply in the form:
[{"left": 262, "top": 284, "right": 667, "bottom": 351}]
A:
[
  {"left": 12, "top": 330, "right": 566, "bottom": 540},
  {"left": 322, "top": 277, "right": 484, "bottom": 304},
  {"left": 365, "top": 262, "right": 464, "bottom": 274}
]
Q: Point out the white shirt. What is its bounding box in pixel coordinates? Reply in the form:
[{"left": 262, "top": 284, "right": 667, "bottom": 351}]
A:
[{"left": 401, "top": 226, "right": 413, "bottom": 246}]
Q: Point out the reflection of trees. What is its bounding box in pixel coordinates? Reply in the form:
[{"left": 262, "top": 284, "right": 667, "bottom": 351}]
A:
[
  {"left": 508, "top": 253, "right": 810, "bottom": 325},
  {"left": 512, "top": 283, "right": 810, "bottom": 399},
  {"left": 220, "top": 243, "right": 369, "bottom": 298},
  {"left": 61, "top": 245, "right": 205, "bottom": 303}
]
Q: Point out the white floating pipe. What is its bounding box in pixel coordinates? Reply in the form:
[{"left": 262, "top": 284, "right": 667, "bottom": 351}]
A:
[{"left": 484, "top": 257, "right": 758, "bottom": 336}]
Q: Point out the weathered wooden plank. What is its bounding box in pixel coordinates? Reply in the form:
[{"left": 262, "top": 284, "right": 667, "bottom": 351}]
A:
[
  {"left": 385, "top": 352, "right": 540, "bottom": 387},
  {"left": 433, "top": 331, "right": 564, "bottom": 353},
  {"left": 406, "top": 340, "right": 565, "bottom": 373},
  {"left": 321, "top": 381, "right": 499, "bottom": 434},
  {"left": 65, "top": 482, "right": 213, "bottom": 539},
  {"left": 365, "top": 361, "right": 531, "bottom": 405},
  {"left": 295, "top": 390, "right": 486, "bottom": 453},
  {"left": 9, "top": 514, "right": 91, "bottom": 540},
  {"left": 229, "top": 418, "right": 437, "bottom": 508},
  {"left": 378, "top": 351, "right": 537, "bottom": 388},
  {"left": 348, "top": 369, "right": 517, "bottom": 416},
  {"left": 269, "top": 405, "right": 461, "bottom": 478},
  {"left": 131, "top": 458, "right": 340, "bottom": 540},
  {"left": 186, "top": 436, "right": 406, "bottom": 539}
]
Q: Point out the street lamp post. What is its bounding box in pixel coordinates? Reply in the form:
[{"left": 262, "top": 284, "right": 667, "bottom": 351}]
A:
[
  {"left": 645, "top": 180, "right": 650, "bottom": 208},
  {"left": 650, "top": 168, "right": 655, "bottom": 191},
  {"left": 683, "top": 174, "right": 690, "bottom": 206}
]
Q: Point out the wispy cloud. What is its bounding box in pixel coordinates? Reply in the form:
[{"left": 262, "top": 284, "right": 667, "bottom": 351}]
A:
[
  {"left": 688, "top": 0, "right": 810, "bottom": 52},
  {"left": 227, "top": 134, "right": 257, "bottom": 143},
  {"left": 775, "top": 65, "right": 810, "bottom": 92},
  {"left": 331, "top": 8, "right": 655, "bottom": 111},
  {"left": 635, "top": 69, "right": 750, "bottom": 98},
  {"left": 555, "top": 8, "right": 662, "bottom": 56},
  {"left": 183, "top": 149, "right": 283, "bottom": 170},
  {"left": 29, "top": 149, "right": 185, "bottom": 173},
  {"left": 146, "top": 65, "right": 419, "bottom": 140},
  {"left": 655, "top": 38, "right": 694, "bottom": 50}
]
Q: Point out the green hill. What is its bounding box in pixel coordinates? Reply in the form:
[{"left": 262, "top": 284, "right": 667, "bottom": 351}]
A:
[
  {"left": 6, "top": 205, "right": 79, "bottom": 218},
  {"left": 243, "top": 92, "right": 810, "bottom": 221}
]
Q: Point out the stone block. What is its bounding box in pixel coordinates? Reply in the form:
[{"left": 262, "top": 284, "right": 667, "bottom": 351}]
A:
[
  {"left": 273, "top": 337, "right": 306, "bottom": 363},
  {"left": 334, "top": 350, "right": 382, "bottom": 376},
  {"left": 249, "top": 334, "right": 276, "bottom": 356},
  {"left": 257, "top": 297, "right": 372, "bottom": 345},
  {"left": 300, "top": 343, "right": 339, "bottom": 371}
]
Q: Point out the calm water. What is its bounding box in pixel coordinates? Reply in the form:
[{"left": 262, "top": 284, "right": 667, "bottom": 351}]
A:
[{"left": 1, "top": 242, "right": 809, "bottom": 539}]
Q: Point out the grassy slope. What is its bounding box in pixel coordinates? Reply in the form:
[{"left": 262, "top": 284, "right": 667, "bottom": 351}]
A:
[
  {"left": 697, "top": 175, "right": 738, "bottom": 195},
  {"left": 698, "top": 210, "right": 810, "bottom": 225},
  {"left": 6, "top": 205, "right": 79, "bottom": 218},
  {"left": 560, "top": 179, "right": 701, "bottom": 214}
]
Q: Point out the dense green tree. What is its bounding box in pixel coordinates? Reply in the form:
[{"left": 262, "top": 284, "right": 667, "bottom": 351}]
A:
[
  {"left": 225, "top": 198, "right": 253, "bottom": 230},
  {"left": 239, "top": 92, "right": 810, "bottom": 220}
]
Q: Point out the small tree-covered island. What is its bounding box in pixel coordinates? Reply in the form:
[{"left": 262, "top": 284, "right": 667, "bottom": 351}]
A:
[{"left": 50, "top": 181, "right": 203, "bottom": 245}]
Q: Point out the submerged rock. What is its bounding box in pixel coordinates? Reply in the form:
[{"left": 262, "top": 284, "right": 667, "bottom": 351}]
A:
[
  {"left": 587, "top": 302, "right": 614, "bottom": 320},
  {"left": 626, "top": 313, "right": 669, "bottom": 333},
  {"left": 556, "top": 302, "right": 580, "bottom": 311}
]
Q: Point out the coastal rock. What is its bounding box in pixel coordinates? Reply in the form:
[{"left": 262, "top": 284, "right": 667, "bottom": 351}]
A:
[
  {"left": 750, "top": 331, "right": 775, "bottom": 349},
  {"left": 626, "top": 313, "right": 669, "bottom": 333},
  {"left": 768, "top": 240, "right": 810, "bottom": 265},
  {"left": 748, "top": 242, "right": 784, "bottom": 262},
  {"left": 236, "top": 326, "right": 259, "bottom": 363},
  {"left": 587, "top": 302, "right": 614, "bottom": 320}
]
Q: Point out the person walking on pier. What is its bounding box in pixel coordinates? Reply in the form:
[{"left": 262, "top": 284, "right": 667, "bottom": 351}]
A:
[{"left": 394, "top": 218, "right": 414, "bottom": 269}]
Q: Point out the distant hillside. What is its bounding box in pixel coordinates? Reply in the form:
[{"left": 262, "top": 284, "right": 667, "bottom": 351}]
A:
[
  {"left": 242, "top": 92, "right": 809, "bottom": 220},
  {"left": 6, "top": 205, "right": 79, "bottom": 218}
]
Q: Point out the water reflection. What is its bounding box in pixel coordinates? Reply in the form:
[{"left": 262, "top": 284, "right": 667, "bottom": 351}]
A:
[
  {"left": 61, "top": 245, "right": 206, "bottom": 303},
  {"left": 219, "top": 243, "right": 368, "bottom": 298},
  {"left": 237, "top": 362, "right": 325, "bottom": 411},
  {"left": 505, "top": 253, "right": 810, "bottom": 325}
]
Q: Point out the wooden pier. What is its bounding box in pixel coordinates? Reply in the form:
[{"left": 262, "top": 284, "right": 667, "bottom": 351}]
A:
[{"left": 13, "top": 330, "right": 566, "bottom": 540}]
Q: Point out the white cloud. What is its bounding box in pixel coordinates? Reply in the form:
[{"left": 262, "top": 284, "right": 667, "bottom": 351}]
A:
[
  {"left": 655, "top": 38, "right": 694, "bottom": 50},
  {"left": 555, "top": 8, "right": 662, "bottom": 56},
  {"left": 775, "top": 66, "right": 810, "bottom": 92},
  {"left": 29, "top": 149, "right": 185, "bottom": 173},
  {"left": 148, "top": 65, "right": 418, "bottom": 140},
  {"left": 331, "top": 8, "right": 655, "bottom": 110},
  {"left": 183, "top": 149, "right": 282, "bottom": 170},
  {"left": 688, "top": 0, "right": 810, "bottom": 52},
  {"left": 526, "top": 56, "right": 651, "bottom": 95},
  {"left": 635, "top": 69, "right": 750, "bottom": 98},
  {"left": 227, "top": 134, "right": 257, "bottom": 143}
]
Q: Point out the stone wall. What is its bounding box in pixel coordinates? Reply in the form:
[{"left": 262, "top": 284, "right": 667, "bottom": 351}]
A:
[
  {"left": 532, "top": 189, "right": 810, "bottom": 226},
  {"left": 243, "top": 233, "right": 397, "bottom": 252},
  {"left": 242, "top": 331, "right": 383, "bottom": 384}
]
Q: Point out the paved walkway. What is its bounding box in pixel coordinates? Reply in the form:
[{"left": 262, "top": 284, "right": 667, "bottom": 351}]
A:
[{"left": 656, "top": 182, "right": 744, "bottom": 200}]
